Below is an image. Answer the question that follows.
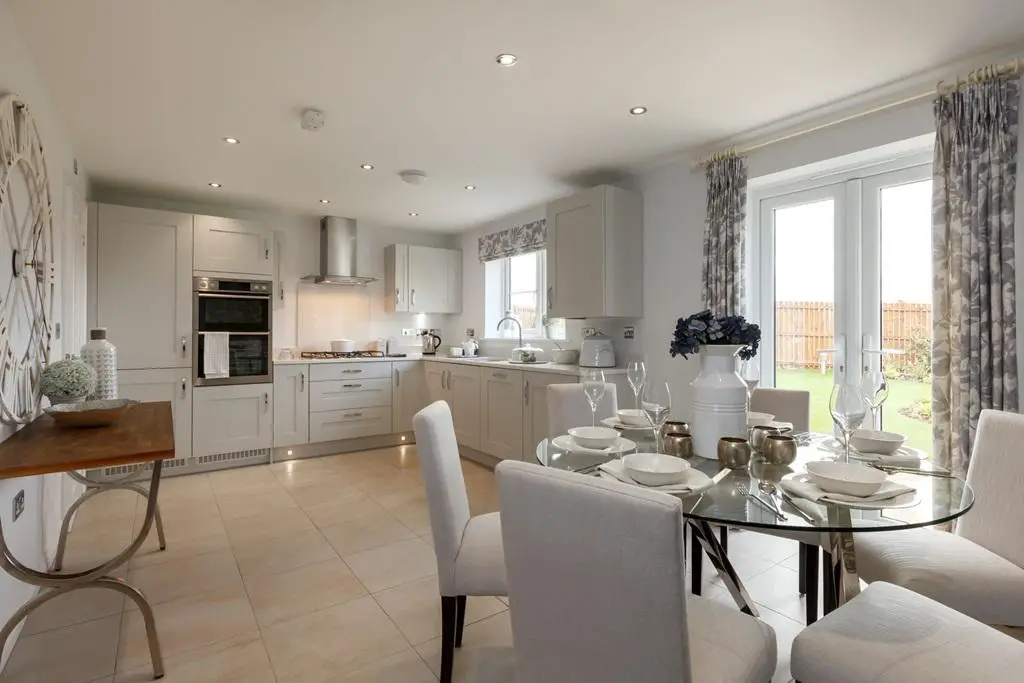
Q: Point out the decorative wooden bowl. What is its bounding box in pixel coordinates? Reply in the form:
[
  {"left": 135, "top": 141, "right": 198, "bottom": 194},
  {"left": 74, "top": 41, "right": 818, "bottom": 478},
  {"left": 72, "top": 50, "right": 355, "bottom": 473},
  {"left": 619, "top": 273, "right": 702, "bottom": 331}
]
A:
[{"left": 44, "top": 399, "right": 140, "bottom": 428}]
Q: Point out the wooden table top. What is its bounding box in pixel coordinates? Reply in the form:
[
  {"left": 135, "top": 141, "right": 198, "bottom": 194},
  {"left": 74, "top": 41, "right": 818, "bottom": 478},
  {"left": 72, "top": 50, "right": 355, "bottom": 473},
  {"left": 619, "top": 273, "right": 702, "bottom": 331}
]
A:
[{"left": 0, "top": 401, "right": 175, "bottom": 479}]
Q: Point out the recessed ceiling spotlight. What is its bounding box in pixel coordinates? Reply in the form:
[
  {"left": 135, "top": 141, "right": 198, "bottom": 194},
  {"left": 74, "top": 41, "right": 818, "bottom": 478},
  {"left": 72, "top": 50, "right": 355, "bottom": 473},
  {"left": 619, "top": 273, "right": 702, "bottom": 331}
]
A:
[
  {"left": 319, "top": 199, "right": 330, "bottom": 204},
  {"left": 208, "top": 182, "right": 222, "bottom": 188},
  {"left": 360, "top": 163, "right": 374, "bottom": 170},
  {"left": 629, "top": 106, "right": 648, "bottom": 115},
  {"left": 464, "top": 184, "right": 476, "bottom": 191},
  {"left": 496, "top": 53, "right": 518, "bottom": 67},
  {"left": 408, "top": 212, "right": 419, "bottom": 217},
  {"left": 223, "top": 137, "right": 240, "bottom": 145}
]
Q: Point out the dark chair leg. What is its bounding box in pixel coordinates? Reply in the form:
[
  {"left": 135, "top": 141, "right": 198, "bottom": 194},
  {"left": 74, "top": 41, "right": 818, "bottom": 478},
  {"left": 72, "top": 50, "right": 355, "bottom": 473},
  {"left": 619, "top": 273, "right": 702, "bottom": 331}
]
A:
[
  {"left": 690, "top": 525, "right": 703, "bottom": 595},
  {"left": 822, "top": 550, "right": 837, "bottom": 614},
  {"left": 798, "top": 543, "right": 808, "bottom": 595},
  {"left": 441, "top": 596, "right": 458, "bottom": 683},
  {"left": 455, "top": 596, "right": 467, "bottom": 647},
  {"left": 719, "top": 526, "right": 728, "bottom": 554},
  {"left": 804, "top": 544, "right": 819, "bottom": 625}
]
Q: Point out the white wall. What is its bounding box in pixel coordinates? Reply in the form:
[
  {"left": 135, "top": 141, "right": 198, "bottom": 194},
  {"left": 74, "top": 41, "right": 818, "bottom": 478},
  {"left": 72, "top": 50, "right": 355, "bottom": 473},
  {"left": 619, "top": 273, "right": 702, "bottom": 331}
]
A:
[{"left": 0, "top": 0, "right": 88, "bottom": 665}]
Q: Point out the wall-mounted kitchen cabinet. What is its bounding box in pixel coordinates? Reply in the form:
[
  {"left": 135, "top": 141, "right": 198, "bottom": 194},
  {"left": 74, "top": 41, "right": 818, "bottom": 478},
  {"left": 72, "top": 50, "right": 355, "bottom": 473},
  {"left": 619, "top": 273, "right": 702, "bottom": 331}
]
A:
[
  {"left": 194, "top": 215, "right": 274, "bottom": 276},
  {"left": 91, "top": 204, "right": 193, "bottom": 370},
  {"left": 546, "top": 185, "right": 643, "bottom": 319},
  {"left": 384, "top": 244, "right": 461, "bottom": 314},
  {"left": 273, "top": 364, "right": 309, "bottom": 448}
]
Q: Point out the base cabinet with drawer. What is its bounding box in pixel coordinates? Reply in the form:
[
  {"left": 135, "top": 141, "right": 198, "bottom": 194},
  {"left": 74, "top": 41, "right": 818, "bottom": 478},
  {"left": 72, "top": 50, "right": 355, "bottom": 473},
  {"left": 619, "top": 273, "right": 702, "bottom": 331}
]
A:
[
  {"left": 308, "top": 361, "right": 393, "bottom": 443},
  {"left": 480, "top": 368, "right": 524, "bottom": 460},
  {"left": 273, "top": 364, "right": 309, "bottom": 448},
  {"left": 193, "top": 384, "right": 273, "bottom": 457}
]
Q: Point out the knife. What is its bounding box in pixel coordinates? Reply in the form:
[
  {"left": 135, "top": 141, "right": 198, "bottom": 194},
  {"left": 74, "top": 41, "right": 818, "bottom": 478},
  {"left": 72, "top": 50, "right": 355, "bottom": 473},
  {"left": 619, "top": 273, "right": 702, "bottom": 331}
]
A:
[
  {"left": 780, "top": 491, "right": 817, "bottom": 524},
  {"left": 711, "top": 468, "right": 731, "bottom": 485}
]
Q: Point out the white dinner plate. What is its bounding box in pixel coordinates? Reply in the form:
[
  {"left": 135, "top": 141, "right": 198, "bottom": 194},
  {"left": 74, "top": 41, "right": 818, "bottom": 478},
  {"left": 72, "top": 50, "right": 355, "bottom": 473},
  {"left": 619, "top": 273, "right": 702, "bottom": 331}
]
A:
[
  {"left": 783, "top": 473, "right": 921, "bottom": 510},
  {"left": 819, "top": 438, "right": 927, "bottom": 463},
  {"left": 600, "top": 416, "right": 654, "bottom": 431},
  {"left": 552, "top": 434, "right": 637, "bottom": 456}
]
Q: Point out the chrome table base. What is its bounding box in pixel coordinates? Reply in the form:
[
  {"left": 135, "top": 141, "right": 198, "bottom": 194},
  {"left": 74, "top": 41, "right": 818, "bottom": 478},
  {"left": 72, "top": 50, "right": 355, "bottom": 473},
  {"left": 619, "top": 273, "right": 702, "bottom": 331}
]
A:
[
  {"left": 826, "top": 505, "right": 861, "bottom": 606},
  {"left": 0, "top": 462, "right": 166, "bottom": 679},
  {"left": 688, "top": 520, "right": 759, "bottom": 617}
]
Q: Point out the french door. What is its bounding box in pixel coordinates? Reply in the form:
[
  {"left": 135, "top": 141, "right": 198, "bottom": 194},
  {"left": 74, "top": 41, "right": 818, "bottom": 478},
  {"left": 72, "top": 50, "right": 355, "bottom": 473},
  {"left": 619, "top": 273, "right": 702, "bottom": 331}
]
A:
[{"left": 754, "top": 160, "right": 933, "bottom": 452}]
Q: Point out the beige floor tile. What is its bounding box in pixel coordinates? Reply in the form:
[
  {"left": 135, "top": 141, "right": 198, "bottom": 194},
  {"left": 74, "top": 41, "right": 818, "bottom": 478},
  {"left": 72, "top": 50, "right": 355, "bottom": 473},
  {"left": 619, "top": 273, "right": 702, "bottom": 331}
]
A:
[
  {"left": 129, "top": 526, "right": 231, "bottom": 570},
  {"left": 416, "top": 611, "right": 519, "bottom": 683},
  {"left": 207, "top": 466, "right": 283, "bottom": 496},
  {"left": 329, "top": 649, "right": 437, "bottom": 683},
  {"left": 134, "top": 496, "right": 222, "bottom": 526},
  {"left": 232, "top": 528, "right": 337, "bottom": 579},
  {"left": 126, "top": 549, "right": 240, "bottom": 606},
  {"left": 21, "top": 586, "right": 125, "bottom": 636},
  {"left": 68, "top": 513, "right": 136, "bottom": 546},
  {"left": 373, "top": 576, "right": 507, "bottom": 646},
  {"left": 373, "top": 444, "right": 421, "bottom": 471},
  {"left": 389, "top": 500, "right": 434, "bottom": 537},
  {"left": 223, "top": 506, "right": 316, "bottom": 546},
  {"left": 288, "top": 480, "right": 364, "bottom": 508},
  {"left": 301, "top": 493, "right": 387, "bottom": 528},
  {"left": 273, "top": 463, "right": 351, "bottom": 490},
  {"left": 343, "top": 538, "right": 437, "bottom": 593},
  {"left": 261, "top": 595, "right": 408, "bottom": 683},
  {"left": 72, "top": 489, "right": 140, "bottom": 525},
  {"left": 3, "top": 614, "right": 120, "bottom": 683},
  {"left": 320, "top": 514, "right": 417, "bottom": 556},
  {"left": 215, "top": 489, "right": 299, "bottom": 520},
  {"left": 244, "top": 558, "right": 367, "bottom": 627},
  {"left": 114, "top": 633, "right": 275, "bottom": 683},
  {"left": 117, "top": 583, "right": 257, "bottom": 673},
  {"left": 58, "top": 530, "right": 136, "bottom": 573}
]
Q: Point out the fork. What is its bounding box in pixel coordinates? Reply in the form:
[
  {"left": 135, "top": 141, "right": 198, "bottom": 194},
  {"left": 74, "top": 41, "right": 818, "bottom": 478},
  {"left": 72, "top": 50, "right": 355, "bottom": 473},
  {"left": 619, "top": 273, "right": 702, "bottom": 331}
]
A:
[{"left": 737, "top": 484, "right": 786, "bottom": 521}]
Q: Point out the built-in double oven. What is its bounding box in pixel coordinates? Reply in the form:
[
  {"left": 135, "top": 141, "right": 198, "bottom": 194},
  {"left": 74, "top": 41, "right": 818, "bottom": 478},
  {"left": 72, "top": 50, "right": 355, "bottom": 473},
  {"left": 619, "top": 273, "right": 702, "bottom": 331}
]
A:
[{"left": 193, "top": 277, "right": 273, "bottom": 386}]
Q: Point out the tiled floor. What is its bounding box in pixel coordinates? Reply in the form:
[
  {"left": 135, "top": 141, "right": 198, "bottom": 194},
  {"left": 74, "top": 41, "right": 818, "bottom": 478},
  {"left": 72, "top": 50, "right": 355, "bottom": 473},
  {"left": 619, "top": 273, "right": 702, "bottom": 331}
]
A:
[{"left": 1, "top": 446, "right": 808, "bottom": 682}]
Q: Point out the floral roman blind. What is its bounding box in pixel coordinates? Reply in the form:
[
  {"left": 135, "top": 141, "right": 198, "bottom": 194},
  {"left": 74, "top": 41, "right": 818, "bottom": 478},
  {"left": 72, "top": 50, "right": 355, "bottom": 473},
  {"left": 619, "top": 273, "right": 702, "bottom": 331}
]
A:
[{"left": 478, "top": 219, "right": 547, "bottom": 262}]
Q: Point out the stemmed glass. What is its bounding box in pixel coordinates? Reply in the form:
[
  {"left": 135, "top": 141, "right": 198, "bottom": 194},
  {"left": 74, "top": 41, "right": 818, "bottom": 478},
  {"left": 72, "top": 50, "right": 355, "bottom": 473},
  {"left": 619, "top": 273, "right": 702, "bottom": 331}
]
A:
[
  {"left": 739, "top": 359, "right": 760, "bottom": 413},
  {"left": 627, "top": 360, "right": 647, "bottom": 410},
  {"left": 642, "top": 382, "right": 672, "bottom": 453},
  {"left": 581, "top": 369, "right": 606, "bottom": 428},
  {"left": 829, "top": 381, "right": 867, "bottom": 463},
  {"left": 860, "top": 369, "right": 889, "bottom": 430}
]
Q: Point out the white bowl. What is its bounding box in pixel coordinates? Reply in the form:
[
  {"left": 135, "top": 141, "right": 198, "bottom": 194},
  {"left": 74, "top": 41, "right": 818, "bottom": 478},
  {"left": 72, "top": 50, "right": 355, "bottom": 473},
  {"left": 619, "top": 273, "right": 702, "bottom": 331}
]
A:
[
  {"left": 623, "top": 453, "right": 690, "bottom": 486},
  {"left": 849, "top": 429, "right": 906, "bottom": 455},
  {"left": 747, "top": 412, "right": 775, "bottom": 428},
  {"left": 567, "top": 426, "right": 619, "bottom": 450},
  {"left": 806, "top": 461, "right": 887, "bottom": 497},
  {"left": 551, "top": 349, "right": 579, "bottom": 364},
  {"left": 616, "top": 409, "right": 649, "bottom": 427},
  {"left": 330, "top": 339, "right": 356, "bottom": 353}
]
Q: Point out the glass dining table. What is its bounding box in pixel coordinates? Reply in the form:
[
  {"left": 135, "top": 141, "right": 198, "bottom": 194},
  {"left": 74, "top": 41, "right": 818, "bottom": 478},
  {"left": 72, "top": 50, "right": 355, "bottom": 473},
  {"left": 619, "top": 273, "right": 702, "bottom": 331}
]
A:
[{"left": 535, "top": 430, "right": 975, "bottom": 617}]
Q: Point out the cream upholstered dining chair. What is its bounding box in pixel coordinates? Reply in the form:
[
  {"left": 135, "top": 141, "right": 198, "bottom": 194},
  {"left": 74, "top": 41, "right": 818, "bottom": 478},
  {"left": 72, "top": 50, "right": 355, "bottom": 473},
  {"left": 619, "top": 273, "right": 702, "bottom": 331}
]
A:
[
  {"left": 496, "top": 460, "right": 777, "bottom": 683},
  {"left": 854, "top": 409, "right": 1024, "bottom": 638},
  {"left": 413, "top": 401, "right": 507, "bottom": 683},
  {"left": 791, "top": 582, "right": 1024, "bottom": 682},
  {"left": 546, "top": 382, "right": 618, "bottom": 437},
  {"left": 750, "top": 387, "right": 811, "bottom": 433}
]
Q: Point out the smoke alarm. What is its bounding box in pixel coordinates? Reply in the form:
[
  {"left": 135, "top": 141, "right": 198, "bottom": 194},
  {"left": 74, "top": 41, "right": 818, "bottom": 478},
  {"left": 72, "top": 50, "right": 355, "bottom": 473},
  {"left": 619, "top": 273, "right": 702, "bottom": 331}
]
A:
[
  {"left": 301, "top": 109, "right": 325, "bottom": 132},
  {"left": 399, "top": 170, "right": 427, "bottom": 185}
]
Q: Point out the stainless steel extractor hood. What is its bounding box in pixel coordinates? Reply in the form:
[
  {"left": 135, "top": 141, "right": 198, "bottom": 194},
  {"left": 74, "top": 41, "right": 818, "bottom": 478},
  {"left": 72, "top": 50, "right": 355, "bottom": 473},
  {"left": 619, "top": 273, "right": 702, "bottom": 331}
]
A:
[{"left": 302, "top": 216, "right": 377, "bottom": 285}]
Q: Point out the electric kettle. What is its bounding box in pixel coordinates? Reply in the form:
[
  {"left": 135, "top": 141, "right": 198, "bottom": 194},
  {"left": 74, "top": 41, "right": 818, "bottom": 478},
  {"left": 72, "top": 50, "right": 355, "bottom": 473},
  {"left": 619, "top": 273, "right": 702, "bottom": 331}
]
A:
[{"left": 422, "top": 329, "right": 442, "bottom": 355}]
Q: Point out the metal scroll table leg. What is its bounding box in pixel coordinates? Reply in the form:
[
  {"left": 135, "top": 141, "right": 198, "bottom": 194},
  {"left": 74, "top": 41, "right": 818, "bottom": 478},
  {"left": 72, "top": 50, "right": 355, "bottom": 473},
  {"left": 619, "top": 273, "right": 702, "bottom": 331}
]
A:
[
  {"left": 0, "top": 461, "right": 165, "bottom": 679},
  {"left": 687, "top": 519, "right": 759, "bottom": 617},
  {"left": 825, "top": 504, "right": 860, "bottom": 607}
]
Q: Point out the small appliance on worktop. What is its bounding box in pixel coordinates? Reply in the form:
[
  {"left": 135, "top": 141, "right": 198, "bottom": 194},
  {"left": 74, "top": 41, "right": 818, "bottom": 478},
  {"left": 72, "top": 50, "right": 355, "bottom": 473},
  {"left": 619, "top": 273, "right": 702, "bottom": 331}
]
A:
[
  {"left": 194, "top": 277, "right": 272, "bottom": 386},
  {"left": 579, "top": 331, "right": 616, "bottom": 368}
]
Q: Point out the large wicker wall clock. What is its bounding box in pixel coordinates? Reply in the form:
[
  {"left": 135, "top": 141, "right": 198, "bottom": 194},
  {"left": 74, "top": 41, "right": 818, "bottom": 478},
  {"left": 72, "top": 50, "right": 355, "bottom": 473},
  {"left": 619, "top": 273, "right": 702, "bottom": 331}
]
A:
[{"left": 0, "top": 94, "right": 54, "bottom": 425}]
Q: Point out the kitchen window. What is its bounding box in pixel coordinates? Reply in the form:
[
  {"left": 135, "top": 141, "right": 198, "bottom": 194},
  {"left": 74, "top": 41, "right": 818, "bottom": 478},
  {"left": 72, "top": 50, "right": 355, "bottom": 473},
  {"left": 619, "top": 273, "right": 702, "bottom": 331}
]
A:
[{"left": 487, "top": 250, "right": 565, "bottom": 339}]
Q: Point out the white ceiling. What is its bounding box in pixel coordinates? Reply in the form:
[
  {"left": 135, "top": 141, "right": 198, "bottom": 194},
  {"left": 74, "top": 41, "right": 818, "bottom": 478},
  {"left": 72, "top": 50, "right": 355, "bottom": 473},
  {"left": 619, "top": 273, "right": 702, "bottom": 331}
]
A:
[{"left": 10, "top": 0, "right": 1024, "bottom": 231}]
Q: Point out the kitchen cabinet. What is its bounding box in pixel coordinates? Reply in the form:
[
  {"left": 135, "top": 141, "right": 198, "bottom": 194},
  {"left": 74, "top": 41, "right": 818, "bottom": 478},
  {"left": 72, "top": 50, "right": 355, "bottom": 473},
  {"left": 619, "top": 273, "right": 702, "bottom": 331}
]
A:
[
  {"left": 310, "top": 407, "right": 392, "bottom": 443},
  {"left": 392, "top": 361, "right": 427, "bottom": 433},
  {"left": 118, "top": 368, "right": 193, "bottom": 461},
  {"left": 309, "top": 378, "right": 392, "bottom": 412},
  {"left": 424, "top": 363, "right": 481, "bottom": 449},
  {"left": 92, "top": 204, "right": 192, "bottom": 370},
  {"left": 193, "top": 215, "right": 274, "bottom": 276},
  {"left": 546, "top": 185, "right": 643, "bottom": 319},
  {"left": 522, "top": 372, "right": 577, "bottom": 460},
  {"left": 480, "top": 368, "right": 524, "bottom": 460},
  {"left": 273, "top": 364, "right": 309, "bottom": 448},
  {"left": 425, "top": 363, "right": 447, "bottom": 404},
  {"left": 384, "top": 244, "right": 462, "bottom": 313},
  {"left": 193, "top": 384, "right": 273, "bottom": 457}
]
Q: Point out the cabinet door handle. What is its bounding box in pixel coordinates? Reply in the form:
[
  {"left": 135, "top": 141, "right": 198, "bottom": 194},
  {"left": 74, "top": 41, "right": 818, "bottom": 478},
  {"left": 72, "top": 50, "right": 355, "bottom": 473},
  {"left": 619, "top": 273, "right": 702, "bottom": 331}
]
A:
[
  {"left": 342, "top": 383, "right": 363, "bottom": 388},
  {"left": 395, "top": 288, "right": 401, "bottom": 306},
  {"left": 300, "top": 372, "right": 305, "bottom": 392},
  {"left": 279, "top": 282, "right": 285, "bottom": 301},
  {"left": 524, "top": 380, "right": 529, "bottom": 405},
  {"left": 181, "top": 378, "right": 187, "bottom": 397},
  {"left": 343, "top": 412, "right": 364, "bottom": 419},
  {"left": 441, "top": 370, "right": 447, "bottom": 391},
  {"left": 547, "top": 286, "right": 553, "bottom": 310},
  {"left": 341, "top": 369, "right": 363, "bottom": 374},
  {"left": 264, "top": 238, "right": 271, "bottom": 260},
  {"left": 263, "top": 392, "right": 269, "bottom": 410},
  {"left": 410, "top": 288, "right": 416, "bottom": 307},
  {"left": 492, "top": 371, "right": 507, "bottom": 379},
  {"left": 180, "top": 337, "right": 187, "bottom": 357},
  {"left": 394, "top": 368, "right": 400, "bottom": 387}
]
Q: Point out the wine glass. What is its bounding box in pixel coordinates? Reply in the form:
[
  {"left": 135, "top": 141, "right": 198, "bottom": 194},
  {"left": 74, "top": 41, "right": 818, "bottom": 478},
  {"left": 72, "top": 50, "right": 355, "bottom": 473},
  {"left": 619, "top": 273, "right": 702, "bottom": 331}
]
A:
[
  {"left": 739, "top": 358, "right": 760, "bottom": 412},
  {"left": 860, "top": 369, "right": 889, "bottom": 430},
  {"left": 642, "top": 382, "right": 672, "bottom": 453},
  {"left": 829, "top": 381, "right": 867, "bottom": 463},
  {"left": 581, "top": 369, "right": 606, "bottom": 428},
  {"left": 626, "top": 360, "right": 647, "bottom": 410}
]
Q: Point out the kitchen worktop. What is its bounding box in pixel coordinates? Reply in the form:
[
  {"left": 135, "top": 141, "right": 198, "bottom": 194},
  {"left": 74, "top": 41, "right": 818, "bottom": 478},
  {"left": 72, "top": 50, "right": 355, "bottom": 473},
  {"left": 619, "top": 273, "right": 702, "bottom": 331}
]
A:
[{"left": 273, "top": 354, "right": 626, "bottom": 376}]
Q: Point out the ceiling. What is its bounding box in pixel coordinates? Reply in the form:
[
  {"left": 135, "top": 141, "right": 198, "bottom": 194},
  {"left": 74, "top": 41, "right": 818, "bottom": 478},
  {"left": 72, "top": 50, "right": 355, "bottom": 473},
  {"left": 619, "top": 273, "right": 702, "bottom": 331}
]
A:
[{"left": 10, "top": 0, "right": 1024, "bottom": 231}]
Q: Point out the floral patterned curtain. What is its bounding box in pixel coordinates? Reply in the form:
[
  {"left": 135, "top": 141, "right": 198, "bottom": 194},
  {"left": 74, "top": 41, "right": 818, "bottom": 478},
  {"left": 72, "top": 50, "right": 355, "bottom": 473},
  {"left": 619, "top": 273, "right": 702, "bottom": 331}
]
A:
[
  {"left": 478, "top": 219, "right": 546, "bottom": 262},
  {"left": 932, "top": 74, "right": 1020, "bottom": 477},
  {"left": 702, "top": 155, "right": 747, "bottom": 316}
]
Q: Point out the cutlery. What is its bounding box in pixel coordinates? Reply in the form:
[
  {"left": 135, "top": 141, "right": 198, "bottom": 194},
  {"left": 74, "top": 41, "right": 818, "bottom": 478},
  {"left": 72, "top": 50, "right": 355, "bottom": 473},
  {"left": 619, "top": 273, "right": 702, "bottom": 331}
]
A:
[
  {"left": 870, "top": 464, "right": 955, "bottom": 478},
  {"left": 737, "top": 484, "right": 786, "bottom": 521},
  {"left": 779, "top": 490, "right": 817, "bottom": 524},
  {"left": 757, "top": 481, "right": 790, "bottom": 520},
  {"left": 711, "top": 468, "right": 732, "bottom": 485}
]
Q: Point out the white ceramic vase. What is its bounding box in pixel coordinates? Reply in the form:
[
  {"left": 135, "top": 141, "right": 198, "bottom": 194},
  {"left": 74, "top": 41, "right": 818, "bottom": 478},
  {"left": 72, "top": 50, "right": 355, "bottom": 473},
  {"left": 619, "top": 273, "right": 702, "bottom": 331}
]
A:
[
  {"left": 690, "top": 344, "right": 747, "bottom": 458},
  {"left": 81, "top": 328, "right": 118, "bottom": 400}
]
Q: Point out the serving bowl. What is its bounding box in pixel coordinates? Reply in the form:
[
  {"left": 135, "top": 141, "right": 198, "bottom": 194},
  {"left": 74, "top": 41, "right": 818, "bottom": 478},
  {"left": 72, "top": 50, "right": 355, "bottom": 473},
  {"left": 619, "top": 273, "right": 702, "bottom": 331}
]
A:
[
  {"left": 849, "top": 429, "right": 906, "bottom": 455},
  {"left": 806, "top": 461, "right": 887, "bottom": 497},
  {"left": 616, "top": 409, "right": 649, "bottom": 427},
  {"left": 623, "top": 453, "right": 690, "bottom": 486},
  {"left": 45, "top": 399, "right": 140, "bottom": 428},
  {"left": 567, "top": 426, "right": 619, "bottom": 450},
  {"left": 747, "top": 412, "right": 775, "bottom": 428}
]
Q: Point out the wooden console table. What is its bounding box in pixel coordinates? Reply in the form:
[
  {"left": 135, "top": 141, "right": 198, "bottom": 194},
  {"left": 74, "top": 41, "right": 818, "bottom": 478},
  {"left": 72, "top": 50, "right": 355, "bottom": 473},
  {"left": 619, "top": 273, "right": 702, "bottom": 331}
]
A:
[{"left": 0, "top": 401, "right": 174, "bottom": 679}]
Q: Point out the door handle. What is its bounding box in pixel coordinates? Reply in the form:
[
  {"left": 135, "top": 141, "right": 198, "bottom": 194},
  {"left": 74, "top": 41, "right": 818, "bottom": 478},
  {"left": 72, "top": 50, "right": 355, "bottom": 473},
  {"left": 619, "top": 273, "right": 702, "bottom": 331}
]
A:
[
  {"left": 341, "top": 369, "right": 363, "bottom": 374},
  {"left": 181, "top": 378, "right": 187, "bottom": 397},
  {"left": 263, "top": 392, "right": 269, "bottom": 411},
  {"left": 442, "top": 370, "right": 448, "bottom": 391},
  {"left": 492, "top": 371, "right": 507, "bottom": 379},
  {"left": 395, "top": 368, "right": 400, "bottom": 387},
  {"left": 279, "top": 282, "right": 285, "bottom": 301},
  {"left": 395, "top": 288, "right": 401, "bottom": 306},
  {"left": 180, "top": 337, "right": 187, "bottom": 357},
  {"left": 343, "top": 412, "right": 364, "bottom": 419},
  {"left": 342, "top": 383, "right": 363, "bottom": 388},
  {"left": 264, "top": 238, "right": 271, "bottom": 260},
  {"left": 547, "top": 286, "right": 553, "bottom": 310},
  {"left": 300, "top": 372, "right": 305, "bottom": 392},
  {"left": 524, "top": 380, "right": 529, "bottom": 405},
  {"left": 410, "top": 289, "right": 416, "bottom": 307}
]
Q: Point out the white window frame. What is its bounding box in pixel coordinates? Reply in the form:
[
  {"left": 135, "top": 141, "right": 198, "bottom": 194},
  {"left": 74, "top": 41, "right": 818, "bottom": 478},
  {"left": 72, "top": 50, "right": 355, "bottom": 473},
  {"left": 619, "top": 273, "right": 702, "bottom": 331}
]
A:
[{"left": 487, "top": 250, "right": 565, "bottom": 340}]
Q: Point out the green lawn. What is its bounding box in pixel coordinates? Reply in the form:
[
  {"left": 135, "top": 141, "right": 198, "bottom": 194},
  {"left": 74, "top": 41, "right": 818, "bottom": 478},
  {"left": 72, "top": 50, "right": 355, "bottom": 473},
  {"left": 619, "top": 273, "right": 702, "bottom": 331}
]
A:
[{"left": 776, "top": 368, "right": 932, "bottom": 455}]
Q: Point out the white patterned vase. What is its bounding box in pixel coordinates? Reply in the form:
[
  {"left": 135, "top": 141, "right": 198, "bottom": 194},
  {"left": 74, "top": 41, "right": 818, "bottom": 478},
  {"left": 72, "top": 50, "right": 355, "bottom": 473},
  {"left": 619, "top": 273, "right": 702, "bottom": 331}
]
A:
[
  {"left": 690, "top": 344, "right": 747, "bottom": 458},
  {"left": 81, "top": 328, "right": 118, "bottom": 400}
]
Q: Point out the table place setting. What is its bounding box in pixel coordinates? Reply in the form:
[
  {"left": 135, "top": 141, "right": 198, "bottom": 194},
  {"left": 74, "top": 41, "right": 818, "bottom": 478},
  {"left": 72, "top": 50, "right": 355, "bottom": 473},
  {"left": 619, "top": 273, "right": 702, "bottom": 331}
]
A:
[
  {"left": 780, "top": 461, "right": 918, "bottom": 508},
  {"left": 596, "top": 453, "right": 714, "bottom": 495},
  {"left": 552, "top": 426, "right": 637, "bottom": 455}
]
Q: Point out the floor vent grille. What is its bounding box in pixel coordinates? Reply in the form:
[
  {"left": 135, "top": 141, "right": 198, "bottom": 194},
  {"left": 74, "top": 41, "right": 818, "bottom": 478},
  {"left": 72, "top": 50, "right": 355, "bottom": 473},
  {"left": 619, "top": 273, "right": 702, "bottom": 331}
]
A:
[{"left": 96, "top": 448, "right": 271, "bottom": 479}]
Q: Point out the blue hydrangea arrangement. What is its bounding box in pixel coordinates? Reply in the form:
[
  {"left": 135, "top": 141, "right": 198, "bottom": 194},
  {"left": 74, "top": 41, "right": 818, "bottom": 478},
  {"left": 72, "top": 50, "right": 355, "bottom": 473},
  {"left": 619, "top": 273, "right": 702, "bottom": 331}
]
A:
[{"left": 670, "top": 309, "right": 761, "bottom": 361}]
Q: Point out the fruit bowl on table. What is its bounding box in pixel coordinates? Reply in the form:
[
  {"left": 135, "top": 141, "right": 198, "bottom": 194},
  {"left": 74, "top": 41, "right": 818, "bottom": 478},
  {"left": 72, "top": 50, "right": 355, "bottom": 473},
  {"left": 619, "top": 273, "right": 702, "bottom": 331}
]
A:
[{"left": 44, "top": 399, "right": 140, "bottom": 428}]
